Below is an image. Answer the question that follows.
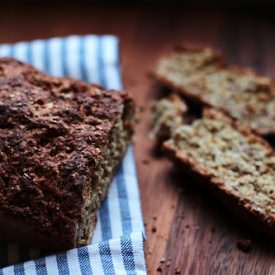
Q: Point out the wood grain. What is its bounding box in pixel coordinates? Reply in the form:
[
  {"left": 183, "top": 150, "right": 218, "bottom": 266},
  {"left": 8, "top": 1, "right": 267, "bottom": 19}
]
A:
[{"left": 0, "top": 4, "right": 274, "bottom": 274}]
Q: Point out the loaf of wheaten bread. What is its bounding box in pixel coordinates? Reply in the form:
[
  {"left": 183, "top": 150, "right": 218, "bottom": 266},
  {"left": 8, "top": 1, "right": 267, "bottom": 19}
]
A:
[
  {"left": 151, "top": 94, "right": 188, "bottom": 141},
  {"left": 0, "top": 58, "right": 135, "bottom": 251},
  {"left": 163, "top": 108, "right": 275, "bottom": 235},
  {"left": 154, "top": 45, "right": 275, "bottom": 137}
]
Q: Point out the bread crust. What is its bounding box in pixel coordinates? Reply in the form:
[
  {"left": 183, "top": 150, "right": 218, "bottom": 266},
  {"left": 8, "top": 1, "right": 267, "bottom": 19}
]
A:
[
  {"left": 0, "top": 57, "right": 135, "bottom": 250},
  {"left": 173, "top": 44, "right": 227, "bottom": 67},
  {"left": 164, "top": 108, "right": 275, "bottom": 236},
  {"left": 153, "top": 45, "right": 275, "bottom": 137},
  {"left": 0, "top": 216, "right": 91, "bottom": 251}
]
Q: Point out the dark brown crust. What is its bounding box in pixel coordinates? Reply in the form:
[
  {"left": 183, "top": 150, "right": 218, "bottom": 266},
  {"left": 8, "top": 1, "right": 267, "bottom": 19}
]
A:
[
  {"left": 0, "top": 57, "right": 135, "bottom": 250},
  {"left": 173, "top": 44, "right": 228, "bottom": 68},
  {"left": 0, "top": 215, "right": 96, "bottom": 251},
  {"left": 153, "top": 45, "right": 275, "bottom": 137},
  {"left": 163, "top": 108, "right": 275, "bottom": 236}
]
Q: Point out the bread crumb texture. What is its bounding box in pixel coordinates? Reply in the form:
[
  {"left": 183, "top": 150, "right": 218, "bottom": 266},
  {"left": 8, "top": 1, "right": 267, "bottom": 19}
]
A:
[
  {"left": 155, "top": 47, "right": 275, "bottom": 135},
  {"left": 151, "top": 94, "right": 187, "bottom": 140},
  {"left": 165, "top": 112, "right": 275, "bottom": 218}
]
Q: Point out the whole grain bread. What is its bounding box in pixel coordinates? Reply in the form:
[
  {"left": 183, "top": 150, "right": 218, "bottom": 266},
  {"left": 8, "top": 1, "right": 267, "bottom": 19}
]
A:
[
  {"left": 164, "top": 108, "right": 275, "bottom": 236},
  {"left": 0, "top": 58, "right": 135, "bottom": 250},
  {"left": 153, "top": 45, "right": 275, "bottom": 137},
  {"left": 151, "top": 94, "right": 188, "bottom": 142}
]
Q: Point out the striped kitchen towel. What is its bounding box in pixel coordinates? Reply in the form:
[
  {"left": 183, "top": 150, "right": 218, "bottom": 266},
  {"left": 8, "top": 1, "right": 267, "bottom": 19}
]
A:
[{"left": 0, "top": 35, "right": 146, "bottom": 275}]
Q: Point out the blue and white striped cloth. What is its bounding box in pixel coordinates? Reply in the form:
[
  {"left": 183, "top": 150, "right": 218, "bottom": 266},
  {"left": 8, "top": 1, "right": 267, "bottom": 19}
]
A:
[{"left": 0, "top": 35, "right": 146, "bottom": 275}]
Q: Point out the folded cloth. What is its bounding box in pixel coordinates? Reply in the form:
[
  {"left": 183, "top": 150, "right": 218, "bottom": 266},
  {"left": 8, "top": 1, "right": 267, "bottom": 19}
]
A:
[{"left": 0, "top": 35, "right": 146, "bottom": 275}]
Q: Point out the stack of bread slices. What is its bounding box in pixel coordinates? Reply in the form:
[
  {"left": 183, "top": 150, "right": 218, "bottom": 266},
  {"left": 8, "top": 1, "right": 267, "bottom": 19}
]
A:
[{"left": 152, "top": 45, "right": 275, "bottom": 236}]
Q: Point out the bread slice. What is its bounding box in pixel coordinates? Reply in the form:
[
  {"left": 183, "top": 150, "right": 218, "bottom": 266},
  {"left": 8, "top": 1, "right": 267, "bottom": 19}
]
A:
[
  {"left": 154, "top": 45, "right": 275, "bottom": 137},
  {"left": 151, "top": 94, "right": 188, "bottom": 142},
  {"left": 0, "top": 58, "right": 135, "bottom": 251},
  {"left": 164, "top": 108, "right": 275, "bottom": 236}
]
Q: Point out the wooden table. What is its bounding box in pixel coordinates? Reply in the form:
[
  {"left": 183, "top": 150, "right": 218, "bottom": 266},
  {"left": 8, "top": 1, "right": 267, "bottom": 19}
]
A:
[{"left": 0, "top": 4, "right": 274, "bottom": 274}]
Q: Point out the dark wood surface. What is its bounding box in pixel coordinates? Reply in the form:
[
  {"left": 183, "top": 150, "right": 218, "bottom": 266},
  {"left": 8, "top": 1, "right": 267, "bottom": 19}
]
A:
[{"left": 0, "top": 4, "right": 274, "bottom": 274}]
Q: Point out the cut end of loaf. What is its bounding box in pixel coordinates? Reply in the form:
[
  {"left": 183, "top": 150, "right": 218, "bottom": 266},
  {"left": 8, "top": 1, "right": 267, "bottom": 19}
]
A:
[{"left": 76, "top": 99, "right": 135, "bottom": 246}]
